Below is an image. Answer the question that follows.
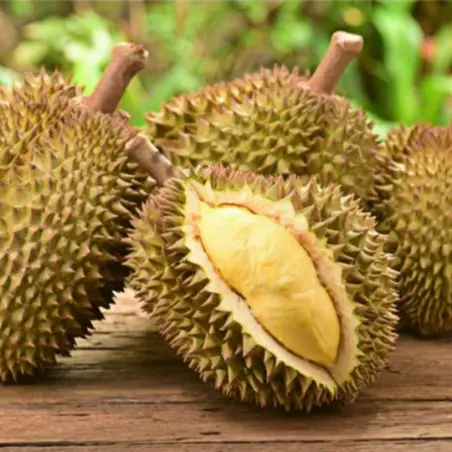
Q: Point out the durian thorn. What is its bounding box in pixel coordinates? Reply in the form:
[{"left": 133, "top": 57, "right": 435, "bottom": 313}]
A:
[
  {"left": 307, "top": 31, "right": 363, "bottom": 95},
  {"left": 125, "top": 133, "right": 182, "bottom": 186},
  {"left": 82, "top": 42, "right": 148, "bottom": 114}
]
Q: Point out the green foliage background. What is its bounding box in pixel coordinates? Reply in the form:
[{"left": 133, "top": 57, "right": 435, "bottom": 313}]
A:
[{"left": 0, "top": 0, "right": 450, "bottom": 138}]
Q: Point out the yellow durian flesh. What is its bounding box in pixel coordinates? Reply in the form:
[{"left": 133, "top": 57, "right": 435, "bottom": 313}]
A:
[{"left": 197, "top": 201, "right": 340, "bottom": 368}]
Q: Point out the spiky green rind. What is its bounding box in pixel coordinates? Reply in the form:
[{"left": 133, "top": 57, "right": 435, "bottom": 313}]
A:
[
  {"left": 0, "top": 70, "right": 156, "bottom": 206},
  {"left": 0, "top": 69, "right": 83, "bottom": 106},
  {"left": 146, "top": 65, "right": 306, "bottom": 139},
  {"left": 369, "top": 124, "right": 452, "bottom": 336},
  {"left": 125, "top": 165, "right": 399, "bottom": 411},
  {"left": 0, "top": 72, "right": 155, "bottom": 382},
  {"left": 144, "top": 66, "right": 379, "bottom": 203}
]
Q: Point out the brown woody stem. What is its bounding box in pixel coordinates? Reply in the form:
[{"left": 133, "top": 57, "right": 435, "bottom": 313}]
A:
[
  {"left": 81, "top": 42, "right": 180, "bottom": 186},
  {"left": 125, "top": 134, "right": 181, "bottom": 186},
  {"left": 82, "top": 43, "right": 148, "bottom": 114},
  {"left": 307, "top": 31, "right": 363, "bottom": 95}
]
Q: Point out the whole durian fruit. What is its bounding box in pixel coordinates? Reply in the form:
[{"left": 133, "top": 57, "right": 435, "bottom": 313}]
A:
[
  {"left": 125, "top": 161, "right": 399, "bottom": 412},
  {"left": 144, "top": 31, "right": 379, "bottom": 203},
  {"left": 0, "top": 43, "right": 161, "bottom": 382},
  {"left": 368, "top": 124, "right": 452, "bottom": 336}
]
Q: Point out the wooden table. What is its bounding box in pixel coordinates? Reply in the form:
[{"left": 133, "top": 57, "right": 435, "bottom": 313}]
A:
[{"left": 1, "top": 292, "right": 452, "bottom": 452}]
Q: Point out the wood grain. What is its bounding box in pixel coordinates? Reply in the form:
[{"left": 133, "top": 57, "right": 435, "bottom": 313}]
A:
[
  {"left": 2, "top": 442, "right": 452, "bottom": 452},
  {"left": 1, "top": 292, "right": 451, "bottom": 449}
]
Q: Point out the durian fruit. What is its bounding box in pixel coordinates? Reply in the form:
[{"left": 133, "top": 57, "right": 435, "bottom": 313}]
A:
[
  {"left": 125, "top": 164, "right": 399, "bottom": 411},
  {"left": 144, "top": 31, "right": 380, "bottom": 203},
  {"left": 368, "top": 124, "right": 452, "bottom": 336},
  {"left": 0, "top": 43, "right": 163, "bottom": 382}
]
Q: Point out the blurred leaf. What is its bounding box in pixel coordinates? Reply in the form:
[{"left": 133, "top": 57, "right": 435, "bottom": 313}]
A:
[
  {"left": 10, "top": 0, "right": 34, "bottom": 18},
  {"left": 310, "top": 33, "right": 331, "bottom": 64},
  {"left": 146, "top": 64, "right": 204, "bottom": 112},
  {"left": 119, "top": 78, "right": 150, "bottom": 127},
  {"left": 431, "top": 25, "right": 452, "bottom": 74},
  {"left": 182, "top": 4, "right": 223, "bottom": 39},
  {"left": 71, "top": 61, "right": 103, "bottom": 95},
  {"left": 419, "top": 74, "right": 452, "bottom": 124},
  {"left": 372, "top": 5, "right": 423, "bottom": 123},
  {"left": 13, "top": 41, "right": 49, "bottom": 67},
  {"left": 0, "top": 65, "right": 22, "bottom": 87},
  {"left": 350, "top": 99, "right": 397, "bottom": 139},
  {"left": 19, "top": 11, "right": 123, "bottom": 66},
  {"left": 63, "top": 41, "right": 93, "bottom": 62},
  {"left": 241, "top": 28, "right": 264, "bottom": 47},
  {"left": 277, "top": 1, "right": 302, "bottom": 16},
  {"left": 146, "top": 2, "right": 214, "bottom": 73},
  {"left": 371, "top": 117, "right": 399, "bottom": 139},
  {"left": 270, "top": 19, "right": 313, "bottom": 54},
  {"left": 147, "top": 4, "right": 175, "bottom": 39},
  {"left": 65, "top": 10, "right": 111, "bottom": 39},
  {"left": 337, "top": 61, "right": 371, "bottom": 108},
  {"left": 23, "top": 17, "right": 67, "bottom": 42},
  {"left": 236, "top": 1, "right": 268, "bottom": 24},
  {"left": 378, "top": 0, "right": 417, "bottom": 13}
]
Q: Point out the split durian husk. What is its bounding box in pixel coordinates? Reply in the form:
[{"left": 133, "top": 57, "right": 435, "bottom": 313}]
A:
[
  {"left": 144, "top": 65, "right": 380, "bottom": 203},
  {"left": 0, "top": 71, "right": 155, "bottom": 382},
  {"left": 368, "top": 124, "right": 452, "bottom": 336},
  {"left": 125, "top": 164, "right": 399, "bottom": 411}
]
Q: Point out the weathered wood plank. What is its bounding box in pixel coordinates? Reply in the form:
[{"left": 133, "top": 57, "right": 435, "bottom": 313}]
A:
[
  {"left": 1, "top": 292, "right": 451, "bottom": 448},
  {"left": 1, "top": 440, "right": 452, "bottom": 452},
  {"left": 2, "top": 329, "right": 450, "bottom": 403},
  {"left": 2, "top": 394, "right": 452, "bottom": 442}
]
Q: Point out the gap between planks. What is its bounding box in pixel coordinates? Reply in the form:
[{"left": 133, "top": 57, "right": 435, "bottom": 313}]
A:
[{"left": 1, "top": 439, "right": 452, "bottom": 452}]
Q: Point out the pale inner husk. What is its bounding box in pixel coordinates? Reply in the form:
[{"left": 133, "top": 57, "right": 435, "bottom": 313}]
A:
[{"left": 183, "top": 181, "right": 360, "bottom": 389}]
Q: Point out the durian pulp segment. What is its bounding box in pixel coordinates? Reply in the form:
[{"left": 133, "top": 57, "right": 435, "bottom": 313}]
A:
[
  {"left": 196, "top": 201, "right": 340, "bottom": 368},
  {"left": 183, "top": 183, "right": 362, "bottom": 389}
]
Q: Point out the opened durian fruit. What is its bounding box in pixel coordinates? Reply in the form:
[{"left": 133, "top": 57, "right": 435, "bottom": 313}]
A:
[
  {"left": 0, "top": 43, "right": 161, "bottom": 382},
  {"left": 123, "top": 29, "right": 399, "bottom": 411},
  {"left": 144, "top": 31, "right": 380, "bottom": 204},
  {"left": 125, "top": 153, "right": 399, "bottom": 410},
  {"left": 368, "top": 124, "right": 452, "bottom": 336}
]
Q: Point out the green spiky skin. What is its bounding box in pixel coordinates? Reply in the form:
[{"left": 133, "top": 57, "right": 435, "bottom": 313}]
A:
[
  {"left": 0, "top": 71, "right": 155, "bottom": 382},
  {"left": 125, "top": 165, "right": 399, "bottom": 411},
  {"left": 369, "top": 124, "right": 452, "bottom": 336},
  {"left": 144, "top": 66, "right": 380, "bottom": 204}
]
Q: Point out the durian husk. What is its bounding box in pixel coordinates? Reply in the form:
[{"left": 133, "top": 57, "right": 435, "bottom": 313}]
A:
[
  {"left": 368, "top": 124, "right": 452, "bottom": 336},
  {"left": 125, "top": 164, "right": 399, "bottom": 411},
  {"left": 0, "top": 71, "right": 155, "bottom": 382},
  {"left": 144, "top": 65, "right": 379, "bottom": 203}
]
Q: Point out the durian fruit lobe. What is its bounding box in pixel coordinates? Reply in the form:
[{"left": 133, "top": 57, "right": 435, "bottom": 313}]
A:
[
  {"left": 125, "top": 165, "right": 399, "bottom": 411},
  {"left": 144, "top": 31, "right": 380, "bottom": 204},
  {"left": 0, "top": 54, "right": 158, "bottom": 290},
  {"left": 0, "top": 69, "right": 156, "bottom": 206},
  {"left": 145, "top": 63, "right": 306, "bottom": 151},
  {"left": 368, "top": 124, "right": 452, "bottom": 336},
  {"left": 0, "top": 45, "right": 158, "bottom": 383}
]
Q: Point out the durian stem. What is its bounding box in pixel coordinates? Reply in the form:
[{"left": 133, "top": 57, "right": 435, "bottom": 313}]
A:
[
  {"left": 125, "top": 133, "right": 181, "bottom": 185},
  {"left": 82, "top": 43, "right": 148, "bottom": 114},
  {"left": 82, "top": 41, "right": 179, "bottom": 186},
  {"left": 307, "top": 31, "right": 363, "bottom": 95}
]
